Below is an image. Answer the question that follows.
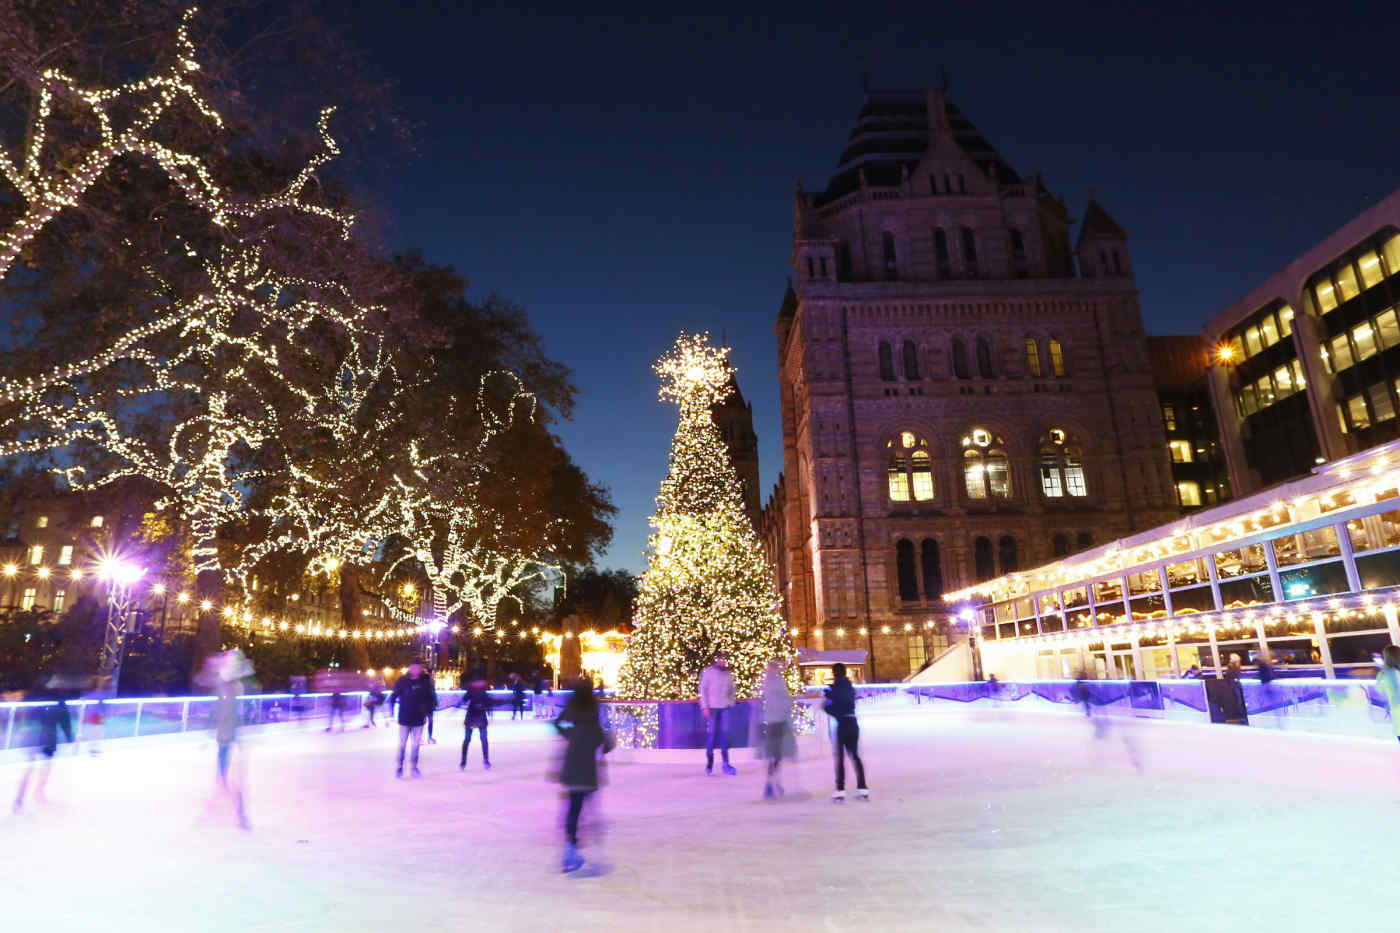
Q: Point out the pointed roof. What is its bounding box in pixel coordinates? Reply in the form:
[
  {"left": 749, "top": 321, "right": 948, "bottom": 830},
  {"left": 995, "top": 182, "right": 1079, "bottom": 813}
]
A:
[
  {"left": 813, "top": 88, "right": 1021, "bottom": 206},
  {"left": 1076, "top": 197, "right": 1127, "bottom": 247},
  {"left": 777, "top": 279, "right": 797, "bottom": 320}
]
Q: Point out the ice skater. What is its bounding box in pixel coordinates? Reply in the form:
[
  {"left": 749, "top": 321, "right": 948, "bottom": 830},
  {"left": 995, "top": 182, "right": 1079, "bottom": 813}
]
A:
[
  {"left": 12, "top": 688, "right": 73, "bottom": 813},
  {"left": 510, "top": 673, "right": 527, "bottom": 720},
  {"left": 554, "top": 678, "right": 612, "bottom": 873},
  {"left": 199, "top": 648, "right": 253, "bottom": 829},
  {"left": 326, "top": 691, "right": 347, "bottom": 732},
  {"left": 390, "top": 659, "right": 437, "bottom": 778},
  {"left": 363, "top": 684, "right": 385, "bottom": 727},
  {"left": 1374, "top": 645, "right": 1400, "bottom": 745},
  {"left": 460, "top": 677, "right": 493, "bottom": 770},
  {"left": 700, "top": 651, "right": 737, "bottom": 775},
  {"left": 757, "top": 659, "right": 795, "bottom": 798},
  {"left": 823, "top": 662, "right": 868, "bottom": 801}
]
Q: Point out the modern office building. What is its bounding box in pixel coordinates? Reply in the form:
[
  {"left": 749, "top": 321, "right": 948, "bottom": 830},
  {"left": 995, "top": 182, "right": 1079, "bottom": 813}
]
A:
[
  {"left": 1149, "top": 336, "right": 1231, "bottom": 511},
  {"left": 1205, "top": 187, "right": 1400, "bottom": 496}
]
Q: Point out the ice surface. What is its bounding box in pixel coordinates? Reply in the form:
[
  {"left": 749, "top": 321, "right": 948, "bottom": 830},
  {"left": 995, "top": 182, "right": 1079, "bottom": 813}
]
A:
[{"left": 3, "top": 708, "right": 1398, "bottom": 932}]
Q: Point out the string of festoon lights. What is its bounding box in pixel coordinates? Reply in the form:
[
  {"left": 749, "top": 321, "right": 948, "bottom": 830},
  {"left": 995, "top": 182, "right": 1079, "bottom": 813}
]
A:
[{"left": 0, "top": 8, "right": 353, "bottom": 283}]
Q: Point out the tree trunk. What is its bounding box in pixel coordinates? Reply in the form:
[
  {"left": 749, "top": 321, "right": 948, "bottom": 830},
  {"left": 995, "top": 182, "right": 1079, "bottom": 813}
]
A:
[
  {"left": 190, "top": 566, "right": 223, "bottom": 677},
  {"left": 340, "top": 562, "right": 369, "bottom": 670}
]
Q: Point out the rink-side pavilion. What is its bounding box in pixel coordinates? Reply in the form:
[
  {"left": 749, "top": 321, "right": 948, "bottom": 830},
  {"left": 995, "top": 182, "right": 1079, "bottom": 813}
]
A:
[{"left": 945, "top": 437, "right": 1400, "bottom": 680}]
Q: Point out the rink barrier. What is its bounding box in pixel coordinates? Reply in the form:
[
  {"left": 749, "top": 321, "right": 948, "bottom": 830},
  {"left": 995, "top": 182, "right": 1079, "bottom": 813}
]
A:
[
  {"left": 0, "top": 687, "right": 565, "bottom": 752},
  {"left": 4, "top": 679, "right": 1397, "bottom": 751}
]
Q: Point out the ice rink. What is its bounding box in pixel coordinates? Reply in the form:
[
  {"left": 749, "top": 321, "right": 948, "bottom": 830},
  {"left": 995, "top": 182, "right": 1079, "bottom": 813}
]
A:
[{"left": 4, "top": 706, "right": 1399, "bottom": 932}]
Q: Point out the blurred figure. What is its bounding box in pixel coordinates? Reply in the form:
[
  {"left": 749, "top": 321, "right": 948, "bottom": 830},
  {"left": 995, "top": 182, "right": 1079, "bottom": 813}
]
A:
[
  {"left": 554, "top": 678, "right": 612, "bottom": 873},
  {"left": 1221, "top": 653, "right": 1249, "bottom": 725},
  {"left": 363, "top": 683, "right": 385, "bottom": 728},
  {"left": 757, "top": 659, "right": 795, "bottom": 799},
  {"left": 1182, "top": 664, "right": 1202, "bottom": 679},
  {"left": 198, "top": 648, "right": 253, "bottom": 830},
  {"left": 823, "top": 662, "right": 868, "bottom": 802},
  {"left": 1374, "top": 645, "right": 1400, "bottom": 745},
  {"left": 390, "top": 659, "right": 436, "bottom": 778},
  {"left": 12, "top": 688, "right": 73, "bottom": 813},
  {"left": 460, "top": 677, "right": 493, "bottom": 770},
  {"left": 1073, "top": 669, "right": 1142, "bottom": 771},
  {"left": 510, "top": 673, "right": 527, "bottom": 720},
  {"left": 530, "top": 669, "right": 543, "bottom": 718},
  {"left": 326, "top": 690, "right": 347, "bottom": 732},
  {"left": 699, "top": 651, "right": 736, "bottom": 775}
]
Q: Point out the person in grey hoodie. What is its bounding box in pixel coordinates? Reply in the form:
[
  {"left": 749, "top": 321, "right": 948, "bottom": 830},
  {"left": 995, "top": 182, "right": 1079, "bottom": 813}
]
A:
[
  {"left": 757, "top": 659, "right": 795, "bottom": 798},
  {"left": 699, "top": 651, "right": 736, "bottom": 775}
]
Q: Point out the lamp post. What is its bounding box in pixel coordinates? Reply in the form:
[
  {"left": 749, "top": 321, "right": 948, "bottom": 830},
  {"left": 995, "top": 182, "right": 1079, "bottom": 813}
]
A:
[{"left": 97, "top": 557, "right": 143, "bottom": 696}]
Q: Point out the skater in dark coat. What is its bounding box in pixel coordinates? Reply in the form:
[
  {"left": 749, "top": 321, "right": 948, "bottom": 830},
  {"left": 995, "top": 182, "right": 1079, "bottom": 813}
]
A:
[
  {"left": 12, "top": 691, "right": 73, "bottom": 812},
  {"left": 554, "top": 678, "right": 612, "bottom": 872},
  {"left": 460, "top": 678, "right": 493, "bottom": 770},
  {"left": 390, "top": 660, "right": 437, "bottom": 778},
  {"left": 823, "top": 663, "right": 868, "bottom": 802},
  {"left": 510, "top": 674, "right": 527, "bottom": 720}
]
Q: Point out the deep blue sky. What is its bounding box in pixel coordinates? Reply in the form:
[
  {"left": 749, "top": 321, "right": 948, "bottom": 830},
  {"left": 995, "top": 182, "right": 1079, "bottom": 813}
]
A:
[{"left": 345, "top": 0, "right": 1400, "bottom": 574}]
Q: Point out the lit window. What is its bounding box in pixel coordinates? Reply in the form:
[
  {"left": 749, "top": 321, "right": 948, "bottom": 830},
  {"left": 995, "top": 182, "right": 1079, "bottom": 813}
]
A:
[
  {"left": 1273, "top": 365, "right": 1294, "bottom": 397},
  {"left": 1336, "top": 262, "right": 1360, "bottom": 302},
  {"left": 911, "top": 450, "right": 934, "bottom": 501},
  {"left": 58, "top": 545, "right": 72, "bottom": 566},
  {"left": 1337, "top": 403, "right": 1349, "bottom": 435},
  {"left": 887, "top": 433, "right": 933, "bottom": 503},
  {"left": 52, "top": 589, "right": 65, "bottom": 613},
  {"left": 1162, "top": 405, "right": 1176, "bottom": 431},
  {"left": 21, "top": 587, "right": 36, "bottom": 610},
  {"left": 1353, "top": 322, "right": 1378, "bottom": 360},
  {"left": 1168, "top": 440, "right": 1194, "bottom": 463},
  {"left": 1379, "top": 309, "right": 1400, "bottom": 349},
  {"left": 1040, "top": 431, "right": 1087, "bottom": 498},
  {"left": 1255, "top": 374, "right": 1275, "bottom": 407},
  {"left": 1292, "top": 359, "right": 1306, "bottom": 390},
  {"left": 887, "top": 453, "right": 910, "bottom": 502},
  {"left": 1244, "top": 326, "right": 1262, "bottom": 356},
  {"left": 1025, "top": 337, "right": 1042, "bottom": 377},
  {"left": 1330, "top": 333, "right": 1354, "bottom": 371},
  {"left": 1229, "top": 334, "right": 1246, "bottom": 360},
  {"left": 1049, "top": 339, "right": 1065, "bottom": 377},
  {"left": 1176, "top": 482, "right": 1203, "bottom": 507},
  {"left": 1348, "top": 394, "right": 1371, "bottom": 430},
  {"left": 962, "top": 431, "right": 1010, "bottom": 500},
  {"left": 90, "top": 515, "right": 103, "bottom": 528},
  {"left": 1314, "top": 280, "right": 1337, "bottom": 313},
  {"left": 35, "top": 515, "right": 47, "bottom": 529},
  {"left": 28, "top": 545, "right": 43, "bottom": 565},
  {"left": 1384, "top": 233, "right": 1400, "bottom": 279},
  {"left": 1359, "top": 250, "right": 1384, "bottom": 289},
  {"left": 1278, "top": 305, "right": 1294, "bottom": 336},
  {"left": 1260, "top": 315, "right": 1279, "bottom": 347},
  {"left": 1371, "top": 383, "right": 1396, "bottom": 422}
]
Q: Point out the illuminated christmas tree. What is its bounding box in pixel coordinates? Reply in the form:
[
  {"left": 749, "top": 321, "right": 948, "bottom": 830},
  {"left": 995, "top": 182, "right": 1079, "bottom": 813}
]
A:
[{"left": 618, "top": 333, "right": 796, "bottom": 700}]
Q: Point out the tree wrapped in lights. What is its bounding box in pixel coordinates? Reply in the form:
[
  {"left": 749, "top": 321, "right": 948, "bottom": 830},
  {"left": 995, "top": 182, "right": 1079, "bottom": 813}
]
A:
[{"left": 617, "top": 333, "right": 796, "bottom": 700}]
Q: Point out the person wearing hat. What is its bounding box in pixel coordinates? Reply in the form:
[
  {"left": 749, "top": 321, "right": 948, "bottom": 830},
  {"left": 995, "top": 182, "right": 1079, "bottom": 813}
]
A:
[
  {"left": 390, "top": 659, "right": 437, "bottom": 778},
  {"left": 699, "top": 651, "right": 737, "bottom": 775}
]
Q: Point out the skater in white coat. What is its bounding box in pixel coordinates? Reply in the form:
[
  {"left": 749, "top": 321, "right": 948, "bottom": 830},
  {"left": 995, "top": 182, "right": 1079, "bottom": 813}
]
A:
[{"left": 699, "top": 652, "right": 736, "bottom": 775}]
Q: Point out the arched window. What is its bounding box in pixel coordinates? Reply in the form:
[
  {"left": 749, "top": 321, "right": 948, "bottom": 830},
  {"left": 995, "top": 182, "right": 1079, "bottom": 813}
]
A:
[
  {"left": 902, "top": 340, "right": 921, "bottom": 380},
  {"left": 882, "top": 231, "right": 898, "bottom": 280},
  {"left": 962, "top": 227, "right": 979, "bottom": 278},
  {"left": 974, "top": 536, "right": 995, "bottom": 581},
  {"left": 976, "top": 337, "right": 995, "bottom": 379},
  {"left": 952, "top": 338, "right": 970, "bottom": 379},
  {"left": 1049, "top": 339, "right": 1066, "bottom": 377},
  {"left": 836, "top": 241, "right": 852, "bottom": 281},
  {"left": 1010, "top": 229, "right": 1028, "bottom": 278},
  {"left": 1052, "top": 533, "right": 1069, "bottom": 557},
  {"left": 886, "top": 432, "right": 934, "bottom": 502},
  {"left": 920, "top": 539, "right": 943, "bottom": 599},
  {"left": 1024, "top": 336, "right": 1042, "bottom": 377},
  {"left": 878, "top": 341, "right": 895, "bottom": 381},
  {"left": 998, "top": 536, "right": 1018, "bottom": 573},
  {"left": 1076, "top": 532, "right": 1094, "bottom": 551},
  {"left": 933, "top": 228, "right": 951, "bottom": 278},
  {"left": 962, "top": 429, "right": 1011, "bottom": 500},
  {"left": 1038, "top": 429, "right": 1088, "bottom": 499},
  {"left": 896, "top": 539, "right": 919, "bottom": 601}
]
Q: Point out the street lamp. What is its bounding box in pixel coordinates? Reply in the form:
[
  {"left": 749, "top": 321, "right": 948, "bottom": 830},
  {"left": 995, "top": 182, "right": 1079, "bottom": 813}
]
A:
[{"left": 97, "top": 557, "right": 144, "bottom": 695}]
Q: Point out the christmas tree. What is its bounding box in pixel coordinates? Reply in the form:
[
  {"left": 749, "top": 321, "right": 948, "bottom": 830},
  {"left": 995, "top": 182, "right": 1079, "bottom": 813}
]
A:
[{"left": 618, "top": 333, "right": 798, "bottom": 700}]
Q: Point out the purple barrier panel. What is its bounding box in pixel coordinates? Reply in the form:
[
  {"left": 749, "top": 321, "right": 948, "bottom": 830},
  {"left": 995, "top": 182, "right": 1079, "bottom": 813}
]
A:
[
  {"left": 1129, "top": 681, "right": 1164, "bottom": 712},
  {"left": 1159, "top": 681, "right": 1208, "bottom": 713},
  {"left": 913, "top": 683, "right": 991, "bottom": 704},
  {"left": 1028, "top": 682, "right": 1081, "bottom": 706}
]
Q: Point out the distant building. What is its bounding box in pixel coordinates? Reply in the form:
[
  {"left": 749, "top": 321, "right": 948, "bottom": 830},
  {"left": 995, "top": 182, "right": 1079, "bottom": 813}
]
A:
[
  {"left": 1148, "top": 336, "right": 1231, "bottom": 511},
  {"left": 1204, "top": 187, "right": 1400, "bottom": 495},
  {"left": 711, "top": 374, "right": 762, "bottom": 529},
  {"left": 762, "top": 86, "right": 1178, "bottom": 680}
]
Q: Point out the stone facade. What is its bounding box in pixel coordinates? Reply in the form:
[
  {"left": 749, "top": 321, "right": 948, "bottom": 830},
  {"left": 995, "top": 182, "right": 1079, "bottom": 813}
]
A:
[
  {"left": 763, "top": 87, "right": 1179, "bottom": 680},
  {"left": 711, "top": 375, "right": 762, "bottom": 530}
]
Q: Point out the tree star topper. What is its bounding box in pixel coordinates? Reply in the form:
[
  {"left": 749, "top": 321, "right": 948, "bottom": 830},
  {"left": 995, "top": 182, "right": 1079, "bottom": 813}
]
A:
[{"left": 655, "top": 332, "right": 734, "bottom": 407}]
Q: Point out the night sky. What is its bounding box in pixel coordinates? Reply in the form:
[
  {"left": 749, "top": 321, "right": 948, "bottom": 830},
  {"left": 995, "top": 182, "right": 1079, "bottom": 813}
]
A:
[{"left": 344, "top": 0, "right": 1400, "bottom": 573}]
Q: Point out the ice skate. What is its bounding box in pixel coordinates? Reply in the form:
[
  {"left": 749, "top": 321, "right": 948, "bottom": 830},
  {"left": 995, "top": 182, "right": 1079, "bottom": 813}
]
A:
[
  {"left": 395, "top": 766, "right": 403, "bottom": 779},
  {"left": 831, "top": 790, "right": 846, "bottom": 802},
  {"left": 763, "top": 781, "right": 775, "bottom": 799},
  {"left": 562, "top": 843, "right": 583, "bottom": 873},
  {"left": 722, "top": 763, "right": 737, "bottom": 776},
  {"left": 483, "top": 761, "right": 492, "bottom": 771},
  {"left": 857, "top": 788, "right": 870, "bottom": 801},
  {"left": 411, "top": 766, "right": 422, "bottom": 778}
]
